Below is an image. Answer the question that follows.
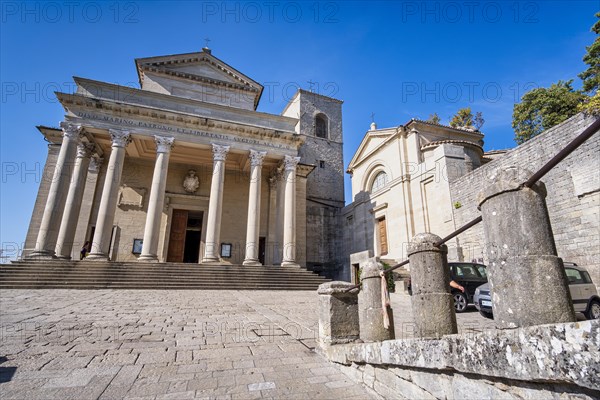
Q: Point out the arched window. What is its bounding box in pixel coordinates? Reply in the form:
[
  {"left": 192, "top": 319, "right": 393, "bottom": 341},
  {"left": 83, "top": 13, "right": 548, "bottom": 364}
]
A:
[
  {"left": 315, "top": 114, "right": 328, "bottom": 139},
  {"left": 371, "top": 171, "right": 388, "bottom": 193}
]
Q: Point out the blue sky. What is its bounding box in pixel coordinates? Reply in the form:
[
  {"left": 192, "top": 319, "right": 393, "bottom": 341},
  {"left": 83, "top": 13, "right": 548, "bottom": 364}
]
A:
[{"left": 1, "top": 1, "right": 597, "bottom": 259}]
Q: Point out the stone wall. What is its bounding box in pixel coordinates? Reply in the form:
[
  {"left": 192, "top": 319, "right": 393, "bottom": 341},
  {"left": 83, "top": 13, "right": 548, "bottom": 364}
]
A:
[
  {"left": 323, "top": 320, "right": 600, "bottom": 399},
  {"left": 450, "top": 113, "right": 600, "bottom": 285},
  {"left": 283, "top": 90, "right": 346, "bottom": 279}
]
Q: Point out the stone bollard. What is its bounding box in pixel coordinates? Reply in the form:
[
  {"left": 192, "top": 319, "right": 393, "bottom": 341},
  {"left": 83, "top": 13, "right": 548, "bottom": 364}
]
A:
[
  {"left": 407, "top": 233, "right": 458, "bottom": 338},
  {"left": 478, "top": 166, "right": 576, "bottom": 328},
  {"left": 358, "top": 259, "right": 395, "bottom": 342},
  {"left": 317, "top": 282, "right": 360, "bottom": 347}
]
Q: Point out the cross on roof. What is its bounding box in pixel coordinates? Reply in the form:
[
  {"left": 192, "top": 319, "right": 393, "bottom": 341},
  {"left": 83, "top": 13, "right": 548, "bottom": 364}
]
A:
[
  {"left": 371, "top": 112, "right": 375, "bottom": 123},
  {"left": 204, "top": 37, "right": 211, "bottom": 48},
  {"left": 307, "top": 80, "right": 316, "bottom": 92}
]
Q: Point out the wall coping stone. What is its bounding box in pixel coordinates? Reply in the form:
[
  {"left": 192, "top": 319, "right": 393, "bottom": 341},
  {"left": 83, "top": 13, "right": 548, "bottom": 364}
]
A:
[{"left": 323, "top": 319, "right": 599, "bottom": 391}]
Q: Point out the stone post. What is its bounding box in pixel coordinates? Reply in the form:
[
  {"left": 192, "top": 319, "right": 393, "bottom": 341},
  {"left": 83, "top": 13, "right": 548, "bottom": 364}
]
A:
[
  {"left": 55, "top": 142, "right": 95, "bottom": 259},
  {"left": 317, "top": 281, "right": 360, "bottom": 347},
  {"left": 28, "top": 122, "right": 82, "bottom": 259},
  {"left": 202, "top": 144, "right": 229, "bottom": 263},
  {"left": 87, "top": 129, "right": 131, "bottom": 261},
  {"left": 478, "top": 166, "right": 576, "bottom": 328},
  {"left": 282, "top": 155, "right": 300, "bottom": 267},
  {"left": 139, "top": 136, "right": 174, "bottom": 262},
  {"left": 407, "top": 233, "right": 458, "bottom": 338},
  {"left": 243, "top": 150, "right": 267, "bottom": 266},
  {"left": 358, "top": 259, "right": 395, "bottom": 342}
]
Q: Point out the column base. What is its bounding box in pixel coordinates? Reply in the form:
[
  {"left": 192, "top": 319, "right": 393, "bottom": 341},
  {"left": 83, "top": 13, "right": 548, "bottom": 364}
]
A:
[
  {"left": 85, "top": 253, "right": 109, "bottom": 261},
  {"left": 56, "top": 255, "right": 72, "bottom": 260},
  {"left": 24, "top": 250, "right": 56, "bottom": 260},
  {"left": 281, "top": 261, "right": 300, "bottom": 268},
  {"left": 201, "top": 256, "right": 220, "bottom": 264},
  {"left": 242, "top": 259, "right": 262, "bottom": 266},
  {"left": 137, "top": 255, "right": 159, "bottom": 263}
]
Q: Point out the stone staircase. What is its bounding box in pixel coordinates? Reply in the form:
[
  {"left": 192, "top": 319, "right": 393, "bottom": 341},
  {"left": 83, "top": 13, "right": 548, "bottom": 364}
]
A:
[{"left": 0, "top": 260, "right": 330, "bottom": 290}]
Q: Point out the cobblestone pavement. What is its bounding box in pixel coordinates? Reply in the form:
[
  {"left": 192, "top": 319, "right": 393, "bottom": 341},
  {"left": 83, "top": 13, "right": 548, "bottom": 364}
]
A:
[{"left": 0, "top": 290, "right": 494, "bottom": 399}]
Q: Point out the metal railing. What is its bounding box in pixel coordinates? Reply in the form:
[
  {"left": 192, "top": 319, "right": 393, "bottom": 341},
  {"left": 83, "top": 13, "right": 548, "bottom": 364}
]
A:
[{"left": 345, "top": 117, "right": 600, "bottom": 292}]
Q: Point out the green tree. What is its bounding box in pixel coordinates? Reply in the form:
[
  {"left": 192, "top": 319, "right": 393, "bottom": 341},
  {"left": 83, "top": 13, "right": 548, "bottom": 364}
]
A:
[
  {"left": 512, "top": 80, "right": 586, "bottom": 144},
  {"left": 579, "top": 91, "right": 600, "bottom": 116},
  {"left": 449, "top": 108, "right": 484, "bottom": 130},
  {"left": 428, "top": 113, "right": 441, "bottom": 124},
  {"left": 579, "top": 12, "right": 600, "bottom": 94}
]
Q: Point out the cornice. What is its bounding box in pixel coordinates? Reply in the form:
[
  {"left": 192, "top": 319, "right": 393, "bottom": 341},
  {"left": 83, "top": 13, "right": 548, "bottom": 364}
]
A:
[
  {"left": 141, "top": 65, "right": 259, "bottom": 93},
  {"left": 73, "top": 77, "right": 295, "bottom": 129},
  {"left": 56, "top": 92, "right": 304, "bottom": 146},
  {"left": 347, "top": 130, "right": 401, "bottom": 173}
]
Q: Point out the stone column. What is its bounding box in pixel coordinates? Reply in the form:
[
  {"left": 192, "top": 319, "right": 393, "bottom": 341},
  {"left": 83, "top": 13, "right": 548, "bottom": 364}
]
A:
[
  {"left": 317, "top": 281, "right": 360, "bottom": 348},
  {"left": 478, "top": 166, "right": 576, "bottom": 328},
  {"left": 358, "top": 259, "right": 395, "bottom": 342},
  {"left": 55, "top": 142, "right": 95, "bottom": 259},
  {"left": 407, "top": 233, "right": 457, "bottom": 338},
  {"left": 243, "top": 150, "right": 267, "bottom": 266},
  {"left": 87, "top": 130, "right": 131, "bottom": 261},
  {"left": 281, "top": 155, "right": 300, "bottom": 267},
  {"left": 202, "top": 144, "right": 230, "bottom": 263},
  {"left": 272, "top": 170, "right": 285, "bottom": 265},
  {"left": 139, "top": 136, "right": 175, "bottom": 262},
  {"left": 28, "top": 122, "right": 82, "bottom": 259}
]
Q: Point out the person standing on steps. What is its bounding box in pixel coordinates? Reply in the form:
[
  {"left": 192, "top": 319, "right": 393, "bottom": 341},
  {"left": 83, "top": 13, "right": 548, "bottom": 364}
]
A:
[{"left": 80, "top": 241, "right": 90, "bottom": 260}]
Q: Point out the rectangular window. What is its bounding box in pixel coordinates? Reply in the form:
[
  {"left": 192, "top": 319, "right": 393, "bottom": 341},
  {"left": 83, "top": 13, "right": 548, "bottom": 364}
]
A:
[
  {"left": 378, "top": 217, "right": 388, "bottom": 256},
  {"left": 319, "top": 160, "right": 325, "bottom": 168}
]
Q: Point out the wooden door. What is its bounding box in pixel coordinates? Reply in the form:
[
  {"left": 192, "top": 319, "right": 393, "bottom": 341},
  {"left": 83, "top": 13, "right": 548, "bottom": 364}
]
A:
[
  {"left": 378, "top": 217, "right": 388, "bottom": 256},
  {"left": 167, "top": 209, "right": 188, "bottom": 263}
]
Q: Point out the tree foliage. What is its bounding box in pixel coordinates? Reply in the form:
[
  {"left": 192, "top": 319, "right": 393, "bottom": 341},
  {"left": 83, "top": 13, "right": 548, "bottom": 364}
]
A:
[
  {"left": 428, "top": 113, "right": 441, "bottom": 124},
  {"left": 449, "top": 107, "right": 484, "bottom": 131},
  {"left": 512, "top": 80, "right": 586, "bottom": 144},
  {"left": 578, "top": 91, "right": 600, "bottom": 116},
  {"left": 579, "top": 12, "right": 600, "bottom": 94},
  {"left": 449, "top": 107, "right": 473, "bottom": 129}
]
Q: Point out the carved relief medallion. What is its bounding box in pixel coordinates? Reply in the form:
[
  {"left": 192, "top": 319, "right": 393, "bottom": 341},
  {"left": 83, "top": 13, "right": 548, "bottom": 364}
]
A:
[{"left": 183, "top": 169, "right": 200, "bottom": 193}]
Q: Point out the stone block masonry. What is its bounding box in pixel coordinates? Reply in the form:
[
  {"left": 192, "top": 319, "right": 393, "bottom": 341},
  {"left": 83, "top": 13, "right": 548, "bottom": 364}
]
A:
[
  {"left": 450, "top": 113, "right": 600, "bottom": 287},
  {"left": 324, "top": 320, "right": 600, "bottom": 399}
]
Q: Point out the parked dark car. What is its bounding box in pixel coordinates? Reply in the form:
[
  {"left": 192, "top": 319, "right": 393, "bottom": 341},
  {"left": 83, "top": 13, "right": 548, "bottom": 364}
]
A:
[
  {"left": 449, "top": 263, "right": 488, "bottom": 312},
  {"left": 407, "top": 262, "right": 488, "bottom": 313}
]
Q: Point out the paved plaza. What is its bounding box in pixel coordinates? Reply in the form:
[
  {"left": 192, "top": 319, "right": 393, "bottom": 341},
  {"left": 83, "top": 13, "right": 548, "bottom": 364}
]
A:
[{"left": 0, "top": 289, "right": 494, "bottom": 399}]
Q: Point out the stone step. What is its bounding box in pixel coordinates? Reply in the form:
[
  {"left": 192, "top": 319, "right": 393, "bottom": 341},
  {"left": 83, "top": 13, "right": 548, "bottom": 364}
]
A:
[
  {"left": 0, "top": 271, "right": 324, "bottom": 282},
  {"left": 1, "top": 260, "right": 330, "bottom": 290},
  {"left": 0, "top": 281, "right": 322, "bottom": 289}
]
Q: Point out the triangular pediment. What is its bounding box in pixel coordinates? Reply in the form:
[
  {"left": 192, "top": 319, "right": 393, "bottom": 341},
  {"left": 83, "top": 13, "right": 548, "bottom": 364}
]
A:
[
  {"left": 348, "top": 129, "right": 396, "bottom": 172},
  {"left": 135, "top": 50, "right": 263, "bottom": 110}
]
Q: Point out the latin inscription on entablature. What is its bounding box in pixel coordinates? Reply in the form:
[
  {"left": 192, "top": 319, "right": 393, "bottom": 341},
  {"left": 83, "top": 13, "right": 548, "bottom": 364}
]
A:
[{"left": 73, "top": 111, "right": 296, "bottom": 152}]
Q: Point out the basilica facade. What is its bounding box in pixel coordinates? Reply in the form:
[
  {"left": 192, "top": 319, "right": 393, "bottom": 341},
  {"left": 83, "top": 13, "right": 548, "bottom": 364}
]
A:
[{"left": 23, "top": 48, "right": 345, "bottom": 278}]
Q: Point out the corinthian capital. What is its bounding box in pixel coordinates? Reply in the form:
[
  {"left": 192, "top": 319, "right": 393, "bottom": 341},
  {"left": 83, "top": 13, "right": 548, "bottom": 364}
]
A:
[
  {"left": 76, "top": 142, "right": 96, "bottom": 159},
  {"left": 59, "top": 122, "right": 83, "bottom": 140},
  {"left": 155, "top": 136, "right": 175, "bottom": 153},
  {"left": 212, "top": 144, "right": 230, "bottom": 162},
  {"left": 89, "top": 157, "right": 104, "bottom": 173},
  {"left": 249, "top": 150, "right": 267, "bottom": 167},
  {"left": 109, "top": 129, "right": 132, "bottom": 148},
  {"left": 283, "top": 155, "right": 301, "bottom": 171}
]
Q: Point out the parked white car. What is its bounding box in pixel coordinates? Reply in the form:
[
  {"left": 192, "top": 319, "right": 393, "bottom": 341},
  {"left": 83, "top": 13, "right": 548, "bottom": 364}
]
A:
[{"left": 474, "top": 262, "right": 600, "bottom": 320}]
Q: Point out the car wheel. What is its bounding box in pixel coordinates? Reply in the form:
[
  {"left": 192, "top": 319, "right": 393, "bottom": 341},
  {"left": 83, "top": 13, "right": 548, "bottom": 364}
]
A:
[
  {"left": 453, "top": 292, "right": 468, "bottom": 313},
  {"left": 479, "top": 310, "right": 493, "bottom": 320},
  {"left": 584, "top": 299, "right": 600, "bottom": 320}
]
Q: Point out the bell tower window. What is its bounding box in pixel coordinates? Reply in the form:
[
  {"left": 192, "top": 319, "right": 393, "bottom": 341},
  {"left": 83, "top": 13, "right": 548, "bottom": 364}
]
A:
[{"left": 315, "top": 114, "right": 328, "bottom": 139}]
